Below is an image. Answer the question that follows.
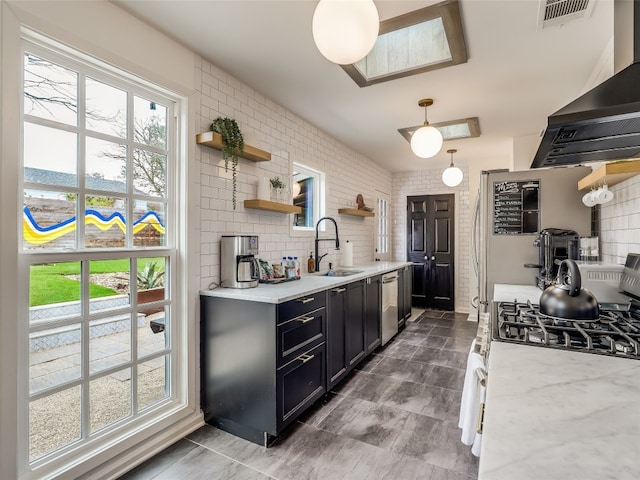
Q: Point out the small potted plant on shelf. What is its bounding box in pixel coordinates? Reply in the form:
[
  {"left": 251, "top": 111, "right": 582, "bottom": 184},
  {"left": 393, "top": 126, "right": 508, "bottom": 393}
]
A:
[
  {"left": 210, "top": 117, "right": 244, "bottom": 209},
  {"left": 269, "top": 176, "right": 287, "bottom": 203}
]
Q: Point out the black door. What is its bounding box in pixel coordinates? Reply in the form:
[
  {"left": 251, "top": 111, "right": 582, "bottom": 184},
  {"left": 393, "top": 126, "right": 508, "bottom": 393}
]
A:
[{"left": 407, "top": 194, "right": 455, "bottom": 310}]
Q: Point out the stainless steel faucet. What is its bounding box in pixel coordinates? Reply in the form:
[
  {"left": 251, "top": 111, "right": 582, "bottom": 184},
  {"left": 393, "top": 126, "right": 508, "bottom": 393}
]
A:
[{"left": 315, "top": 216, "right": 340, "bottom": 271}]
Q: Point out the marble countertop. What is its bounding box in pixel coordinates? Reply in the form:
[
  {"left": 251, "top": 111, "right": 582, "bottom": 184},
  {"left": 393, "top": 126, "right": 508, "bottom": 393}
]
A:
[
  {"left": 200, "top": 261, "right": 411, "bottom": 304},
  {"left": 479, "top": 342, "right": 640, "bottom": 480}
]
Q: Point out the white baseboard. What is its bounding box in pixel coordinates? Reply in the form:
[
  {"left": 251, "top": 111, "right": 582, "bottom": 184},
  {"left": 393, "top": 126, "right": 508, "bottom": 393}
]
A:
[{"left": 81, "top": 413, "right": 204, "bottom": 480}]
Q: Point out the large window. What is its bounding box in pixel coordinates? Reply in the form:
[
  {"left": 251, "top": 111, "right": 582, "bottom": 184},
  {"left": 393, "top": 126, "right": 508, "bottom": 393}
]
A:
[{"left": 22, "top": 39, "right": 179, "bottom": 468}]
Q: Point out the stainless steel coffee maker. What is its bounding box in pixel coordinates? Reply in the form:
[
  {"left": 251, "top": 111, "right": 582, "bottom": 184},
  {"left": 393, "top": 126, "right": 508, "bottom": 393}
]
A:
[{"left": 220, "top": 235, "right": 260, "bottom": 288}]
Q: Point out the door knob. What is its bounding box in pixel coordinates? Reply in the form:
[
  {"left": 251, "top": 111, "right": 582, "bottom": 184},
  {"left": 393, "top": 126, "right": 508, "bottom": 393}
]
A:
[{"left": 431, "top": 256, "right": 436, "bottom": 261}]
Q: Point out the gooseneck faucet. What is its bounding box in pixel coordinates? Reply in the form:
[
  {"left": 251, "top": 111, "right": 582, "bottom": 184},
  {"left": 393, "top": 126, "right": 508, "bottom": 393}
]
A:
[{"left": 315, "top": 216, "right": 340, "bottom": 272}]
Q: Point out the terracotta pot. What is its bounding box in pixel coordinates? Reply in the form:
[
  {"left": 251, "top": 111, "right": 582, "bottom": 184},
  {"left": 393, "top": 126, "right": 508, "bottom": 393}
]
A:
[{"left": 137, "top": 287, "right": 165, "bottom": 315}]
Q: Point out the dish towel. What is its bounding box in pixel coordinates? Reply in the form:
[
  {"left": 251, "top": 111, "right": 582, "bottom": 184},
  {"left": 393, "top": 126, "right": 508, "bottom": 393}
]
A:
[{"left": 458, "top": 339, "right": 486, "bottom": 457}]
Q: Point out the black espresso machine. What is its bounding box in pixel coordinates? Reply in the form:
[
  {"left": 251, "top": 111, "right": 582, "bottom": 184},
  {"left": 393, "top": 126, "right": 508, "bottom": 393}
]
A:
[{"left": 525, "top": 228, "right": 580, "bottom": 290}]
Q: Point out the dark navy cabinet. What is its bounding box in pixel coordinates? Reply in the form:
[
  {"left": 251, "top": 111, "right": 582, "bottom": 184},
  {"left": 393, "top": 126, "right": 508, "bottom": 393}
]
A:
[
  {"left": 201, "top": 292, "right": 327, "bottom": 446},
  {"left": 364, "top": 275, "right": 381, "bottom": 354}
]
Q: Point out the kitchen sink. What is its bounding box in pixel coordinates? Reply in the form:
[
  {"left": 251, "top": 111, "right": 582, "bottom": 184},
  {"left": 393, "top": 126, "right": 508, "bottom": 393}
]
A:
[{"left": 313, "top": 269, "right": 364, "bottom": 277}]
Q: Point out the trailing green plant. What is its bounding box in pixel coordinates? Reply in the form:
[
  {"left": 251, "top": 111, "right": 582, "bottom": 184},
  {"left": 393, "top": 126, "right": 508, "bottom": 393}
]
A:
[
  {"left": 210, "top": 117, "right": 244, "bottom": 209},
  {"left": 137, "top": 261, "right": 165, "bottom": 290}
]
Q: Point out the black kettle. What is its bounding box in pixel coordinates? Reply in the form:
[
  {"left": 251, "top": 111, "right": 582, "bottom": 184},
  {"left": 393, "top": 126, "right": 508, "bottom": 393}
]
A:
[{"left": 539, "top": 259, "right": 600, "bottom": 320}]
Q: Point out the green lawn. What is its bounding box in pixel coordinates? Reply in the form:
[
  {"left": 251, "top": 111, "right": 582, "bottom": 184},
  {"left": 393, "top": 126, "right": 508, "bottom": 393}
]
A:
[{"left": 30, "top": 258, "right": 162, "bottom": 307}]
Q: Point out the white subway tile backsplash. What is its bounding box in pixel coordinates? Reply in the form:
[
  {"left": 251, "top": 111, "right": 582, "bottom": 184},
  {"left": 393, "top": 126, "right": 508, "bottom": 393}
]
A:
[{"left": 600, "top": 174, "right": 640, "bottom": 263}]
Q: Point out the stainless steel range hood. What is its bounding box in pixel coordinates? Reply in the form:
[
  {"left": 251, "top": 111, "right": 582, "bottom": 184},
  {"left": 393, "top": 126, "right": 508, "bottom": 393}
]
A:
[{"left": 531, "top": 0, "right": 640, "bottom": 168}]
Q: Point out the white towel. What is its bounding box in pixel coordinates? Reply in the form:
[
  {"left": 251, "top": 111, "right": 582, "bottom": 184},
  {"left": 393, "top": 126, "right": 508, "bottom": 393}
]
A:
[{"left": 458, "top": 339, "right": 486, "bottom": 456}]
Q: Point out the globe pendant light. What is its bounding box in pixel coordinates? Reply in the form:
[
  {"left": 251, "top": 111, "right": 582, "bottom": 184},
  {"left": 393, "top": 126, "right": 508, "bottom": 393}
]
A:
[
  {"left": 410, "top": 99, "right": 443, "bottom": 159},
  {"left": 442, "top": 149, "right": 463, "bottom": 187},
  {"left": 312, "top": 0, "right": 380, "bottom": 65}
]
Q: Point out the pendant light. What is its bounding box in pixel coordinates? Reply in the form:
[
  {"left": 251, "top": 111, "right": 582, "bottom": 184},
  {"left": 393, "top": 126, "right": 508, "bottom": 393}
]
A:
[
  {"left": 312, "top": 0, "right": 380, "bottom": 65},
  {"left": 410, "top": 99, "right": 443, "bottom": 158},
  {"left": 442, "top": 149, "right": 463, "bottom": 187}
]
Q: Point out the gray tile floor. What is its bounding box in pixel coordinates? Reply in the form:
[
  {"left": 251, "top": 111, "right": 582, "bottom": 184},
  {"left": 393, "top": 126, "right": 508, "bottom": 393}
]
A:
[{"left": 120, "top": 310, "right": 479, "bottom": 480}]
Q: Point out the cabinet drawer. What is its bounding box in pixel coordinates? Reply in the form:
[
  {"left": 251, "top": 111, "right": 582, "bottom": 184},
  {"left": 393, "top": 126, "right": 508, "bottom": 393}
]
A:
[
  {"left": 278, "top": 292, "right": 326, "bottom": 322},
  {"left": 277, "top": 342, "right": 326, "bottom": 429},
  {"left": 277, "top": 307, "right": 325, "bottom": 368}
]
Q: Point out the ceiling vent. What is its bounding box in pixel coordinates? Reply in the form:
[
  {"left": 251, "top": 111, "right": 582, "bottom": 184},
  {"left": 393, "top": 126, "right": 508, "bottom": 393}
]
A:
[{"left": 538, "top": 0, "right": 595, "bottom": 28}]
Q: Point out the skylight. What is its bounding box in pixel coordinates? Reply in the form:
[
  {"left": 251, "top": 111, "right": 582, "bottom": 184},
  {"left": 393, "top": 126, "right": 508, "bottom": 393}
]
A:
[
  {"left": 398, "top": 117, "right": 481, "bottom": 144},
  {"left": 342, "top": 0, "right": 468, "bottom": 87}
]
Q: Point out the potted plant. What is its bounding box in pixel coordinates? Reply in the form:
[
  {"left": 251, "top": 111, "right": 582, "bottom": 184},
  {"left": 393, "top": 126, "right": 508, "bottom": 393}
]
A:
[
  {"left": 269, "top": 176, "right": 287, "bottom": 203},
  {"left": 137, "top": 261, "right": 165, "bottom": 314},
  {"left": 210, "top": 117, "right": 244, "bottom": 209}
]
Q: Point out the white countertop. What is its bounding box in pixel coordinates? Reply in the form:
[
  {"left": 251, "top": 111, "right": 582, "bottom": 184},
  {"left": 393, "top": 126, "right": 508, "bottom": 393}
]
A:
[
  {"left": 199, "top": 261, "right": 411, "bottom": 304},
  {"left": 493, "top": 283, "right": 542, "bottom": 304},
  {"left": 480, "top": 342, "right": 640, "bottom": 480}
]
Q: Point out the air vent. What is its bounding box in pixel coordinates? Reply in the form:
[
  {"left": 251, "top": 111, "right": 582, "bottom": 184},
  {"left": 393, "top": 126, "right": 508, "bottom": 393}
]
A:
[{"left": 538, "top": 0, "right": 595, "bottom": 28}]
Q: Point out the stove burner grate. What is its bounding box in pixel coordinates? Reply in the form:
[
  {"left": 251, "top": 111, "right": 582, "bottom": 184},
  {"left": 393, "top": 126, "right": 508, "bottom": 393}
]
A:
[{"left": 494, "top": 301, "right": 640, "bottom": 359}]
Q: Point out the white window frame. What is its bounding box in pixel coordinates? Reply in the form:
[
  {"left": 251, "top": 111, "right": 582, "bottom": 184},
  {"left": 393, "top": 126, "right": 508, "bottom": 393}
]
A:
[
  {"left": 375, "top": 191, "right": 391, "bottom": 261},
  {"left": 292, "top": 162, "right": 326, "bottom": 232},
  {"left": 18, "top": 33, "right": 187, "bottom": 478}
]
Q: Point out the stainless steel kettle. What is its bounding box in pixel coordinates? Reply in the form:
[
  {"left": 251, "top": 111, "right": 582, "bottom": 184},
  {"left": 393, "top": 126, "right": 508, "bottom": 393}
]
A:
[{"left": 539, "top": 259, "right": 600, "bottom": 320}]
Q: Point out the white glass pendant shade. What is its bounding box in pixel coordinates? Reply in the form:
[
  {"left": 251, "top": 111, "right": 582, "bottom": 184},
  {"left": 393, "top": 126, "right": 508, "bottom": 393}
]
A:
[
  {"left": 442, "top": 166, "right": 463, "bottom": 187},
  {"left": 312, "top": 0, "right": 380, "bottom": 65},
  {"left": 410, "top": 125, "right": 443, "bottom": 159}
]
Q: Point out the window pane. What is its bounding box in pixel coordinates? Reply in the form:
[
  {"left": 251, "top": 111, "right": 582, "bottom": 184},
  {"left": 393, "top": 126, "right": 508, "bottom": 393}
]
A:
[
  {"left": 90, "top": 369, "right": 132, "bottom": 433},
  {"left": 85, "top": 196, "right": 126, "bottom": 248},
  {"left": 24, "top": 123, "right": 77, "bottom": 186},
  {"left": 134, "top": 200, "right": 166, "bottom": 247},
  {"left": 86, "top": 137, "right": 127, "bottom": 193},
  {"left": 90, "top": 314, "right": 131, "bottom": 374},
  {"left": 138, "top": 355, "right": 168, "bottom": 410},
  {"left": 134, "top": 96, "right": 166, "bottom": 149},
  {"left": 23, "top": 189, "right": 77, "bottom": 250},
  {"left": 88, "top": 259, "right": 131, "bottom": 314},
  {"left": 29, "top": 324, "right": 81, "bottom": 395},
  {"left": 29, "top": 262, "right": 81, "bottom": 321},
  {"left": 133, "top": 149, "right": 166, "bottom": 197},
  {"left": 86, "top": 77, "right": 127, "bottom": 137},
  {"left": 24, "top": 53, "right": 77, "bottom": 126},
  {"left": 29, "top": 386, "right": 81, "bottom": 461},
  {"left": 139, "top": 306, "right": 168, "bottom": 359}
]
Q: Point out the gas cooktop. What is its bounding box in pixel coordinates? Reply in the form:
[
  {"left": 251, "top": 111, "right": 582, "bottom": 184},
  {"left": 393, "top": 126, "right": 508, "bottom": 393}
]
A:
[{"left": 493, "top": 300, "right": 640, "bottom": 359}]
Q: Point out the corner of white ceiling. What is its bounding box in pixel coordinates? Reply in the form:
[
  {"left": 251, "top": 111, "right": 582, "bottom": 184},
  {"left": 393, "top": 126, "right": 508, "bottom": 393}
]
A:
[
  {"left": 580, "top": 35, "right": 614, "bottom": 94},
  {"left": 512, "top": 134, "right": 542, "bottom": 171}
]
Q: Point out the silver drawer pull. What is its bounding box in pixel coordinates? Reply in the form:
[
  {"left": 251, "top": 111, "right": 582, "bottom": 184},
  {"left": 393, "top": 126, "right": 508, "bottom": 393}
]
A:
[
  {"left": 297, "top": 353, "right": 315, "bottom": 364},
  {"left": 332, "top": 287, "right": 346, "bottom": 293},
  {"left": 297, "top": 315, "right": 314, "bottom": 324},
  {"left": 297, "top": 297, "right": 315, "bottom": 304}
]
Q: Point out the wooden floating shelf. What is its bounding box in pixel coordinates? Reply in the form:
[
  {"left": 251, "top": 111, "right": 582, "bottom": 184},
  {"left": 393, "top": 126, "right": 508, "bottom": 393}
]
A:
[
  {"left": 578, "top": 159, "right": 640, "bottom": 191},
  {"left": 244, "top": 199, "right": 301, "bottom": 214},
  {"left": 196, "top": 131, "right": 271, "bottom": 162},
  {"left": 338, "top": 208, "right": 375, "bottom": 217}
]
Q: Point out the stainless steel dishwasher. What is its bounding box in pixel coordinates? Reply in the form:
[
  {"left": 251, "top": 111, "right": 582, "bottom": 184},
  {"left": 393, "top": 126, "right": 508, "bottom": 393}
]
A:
[{"left": 381, "top": 271, "right": 399, "bottom": 345}]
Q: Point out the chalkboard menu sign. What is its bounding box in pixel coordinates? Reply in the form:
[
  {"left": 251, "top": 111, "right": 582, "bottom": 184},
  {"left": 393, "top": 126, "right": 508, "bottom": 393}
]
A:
[{"left": 493, "top": 180, "right": 540, "bottom": 235}]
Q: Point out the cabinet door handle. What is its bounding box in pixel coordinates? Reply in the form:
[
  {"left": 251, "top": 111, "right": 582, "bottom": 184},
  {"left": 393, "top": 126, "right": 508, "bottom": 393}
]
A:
[
  {"left": 297, "top": 297, "right": 315, "bottom": 304},
  {"left": 297, "top": 353, "right": 315, "bottom": 364},
  {"left": 331, "top": 287, "right": 346, "bottom": 293},
  {"left": 297, "top": 315, "right": 314, "bottom": 324}
]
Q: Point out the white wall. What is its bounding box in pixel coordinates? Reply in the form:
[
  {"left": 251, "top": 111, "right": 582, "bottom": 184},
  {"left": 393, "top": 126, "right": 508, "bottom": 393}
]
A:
[
  {"left": 600, "top": 174, "right": 640, "bottom": 263},
  {"left": 194, "top": 57, "right": 392, "bottom": 289},
  {"left": 391, "top": 167, "right": 470, "bottom": 313}
]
